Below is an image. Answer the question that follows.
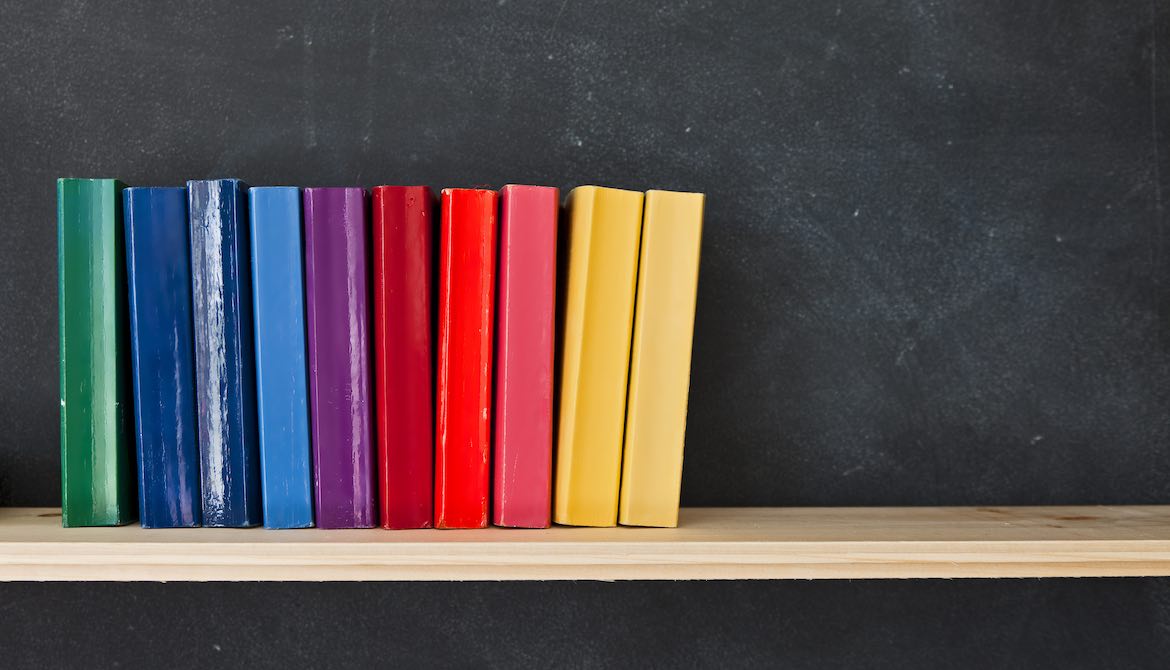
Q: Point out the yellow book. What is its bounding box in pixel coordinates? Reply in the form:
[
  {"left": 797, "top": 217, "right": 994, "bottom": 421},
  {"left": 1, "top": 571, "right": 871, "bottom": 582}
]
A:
[
  {"left": 554, "top": 186, "right": 645, "bottom": 526},
  {"left": 619, "top": 190, "right": 704, "bottom": 527}
]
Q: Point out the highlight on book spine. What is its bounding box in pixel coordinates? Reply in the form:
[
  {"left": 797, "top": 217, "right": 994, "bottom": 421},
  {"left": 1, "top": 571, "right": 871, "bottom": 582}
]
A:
[
  {"left": 58, "top": 178, "right": 136, "bottom": 527},
  {"left": 123, "top": 187, "right": 201, "bottom": 528},
  {"left": 372, "top": 186, "right": 435, "bottom": 529},
  {"left": 187, "top": 179, "right": 262, "bottom": 528},
  {"left": 619, "top": 191, "right": 704, "bottom": 528},
  {"left": 553, "top": 186, "right": 644, "bottom": 527},
  {"left": 434, "top": 188, "right": 498, "bottom": 529},
  {"left": 303, "top": 187, "right": 377, "bottom": 529},
  {"left": 492, "top": 185, "right": 558, "bottom": 528},
  {"left": 249, "top": 187, "right": 314, "bottom": 529}
]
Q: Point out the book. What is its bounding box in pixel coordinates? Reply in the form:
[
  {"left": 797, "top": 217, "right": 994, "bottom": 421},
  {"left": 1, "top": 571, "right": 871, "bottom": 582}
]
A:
[
  {"left": 492, "top": 185, "right": 558, "bottom": 528},
  {"left": 372, "top": 186, "right": 435, "bottom": 529},
  {"left": 57, "top": 178, "right": 135, "bottom": 527},
  {"left": 553, "top": 186, "right": 644, "bottom": 527},
  {"left": 619, "top": 191, "right": 705, "bottom": 527},
  {"left": 187, "top": 179, "right": 262, "bottom": 528},
  {"left": 248, "top": 187, "right": 314, "bottom": 529},
  {"left": 123, "top": 187, "right": 201, "bottom": 528},
  {"left": 303, "top": 187, "right": 377, "bottom": 529},
  {"left": 435, "top": 188, "right": 498, "bottom": 529}
]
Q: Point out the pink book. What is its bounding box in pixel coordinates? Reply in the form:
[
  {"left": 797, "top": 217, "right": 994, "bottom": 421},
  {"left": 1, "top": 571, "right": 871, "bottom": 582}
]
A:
[{"left": 492, "top": 185, "right": 559, "bottom": 528}]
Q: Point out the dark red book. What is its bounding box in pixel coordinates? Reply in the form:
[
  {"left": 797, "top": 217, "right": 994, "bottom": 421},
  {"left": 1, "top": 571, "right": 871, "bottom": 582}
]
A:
[
  {"left": 434, "top": 188, "right": 498, "bottom": 529},
  {"left": 372, "top": 186, "right": 435, "bottom": 529}
]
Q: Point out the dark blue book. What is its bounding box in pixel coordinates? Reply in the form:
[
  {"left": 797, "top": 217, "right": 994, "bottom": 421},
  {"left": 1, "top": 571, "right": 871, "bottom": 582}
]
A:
[
  {"left": 187, "top": 179, "right": 261, "bottom": 527},
  {"left": 248, "top": 187, "right": 314, "bottom": 529},
  {"left": 123, "top": 187, "right": 202, "bottom": 528}
]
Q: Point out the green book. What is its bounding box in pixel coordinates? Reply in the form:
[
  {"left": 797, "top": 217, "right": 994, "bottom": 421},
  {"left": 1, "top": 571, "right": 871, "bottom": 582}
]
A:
[{"left": 58, "top": 178, "right": 136, "bottom": 526}]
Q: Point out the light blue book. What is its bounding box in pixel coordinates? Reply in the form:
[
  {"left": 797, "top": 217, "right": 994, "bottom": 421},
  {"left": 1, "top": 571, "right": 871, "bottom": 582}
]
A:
[{"left": 248, "top": 187, "right": 314, "bottom": 529}]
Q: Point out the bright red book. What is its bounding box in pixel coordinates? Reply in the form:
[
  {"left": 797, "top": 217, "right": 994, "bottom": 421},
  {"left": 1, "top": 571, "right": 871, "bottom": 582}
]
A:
[
  {"left": 492, "top": 185, "right": 558, "bottom": 528},
  {"left": 372, "top": 186, "right": 435, "bottom": 529},
  {"left": 435, "top": 188, "right": 498, "bottom": 528}
]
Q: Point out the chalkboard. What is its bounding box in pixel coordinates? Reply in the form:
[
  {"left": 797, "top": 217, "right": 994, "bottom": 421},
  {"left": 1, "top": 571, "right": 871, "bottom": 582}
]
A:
[{"left": 1, "top": 1, "right": 1168, "bottom": 667}]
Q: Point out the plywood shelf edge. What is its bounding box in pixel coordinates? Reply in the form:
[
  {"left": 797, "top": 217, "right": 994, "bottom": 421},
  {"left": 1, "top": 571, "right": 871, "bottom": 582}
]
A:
[{"left": 2, "top": 506, "right": 1169, "bottom": 581}]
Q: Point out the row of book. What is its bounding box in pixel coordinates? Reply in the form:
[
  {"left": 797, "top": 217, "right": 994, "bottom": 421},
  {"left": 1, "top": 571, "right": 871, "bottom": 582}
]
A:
[{"left": 57, "top": 179, "right": 703, "bottom": 529}]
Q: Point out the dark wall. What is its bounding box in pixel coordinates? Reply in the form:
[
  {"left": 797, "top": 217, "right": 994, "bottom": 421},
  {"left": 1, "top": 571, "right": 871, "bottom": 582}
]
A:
[
  {"left": 1, "top": 1, "right": 1168, "bottom": 668},
  {"left": 4, "top": 580, "right": 1170, "bottom": 669}
]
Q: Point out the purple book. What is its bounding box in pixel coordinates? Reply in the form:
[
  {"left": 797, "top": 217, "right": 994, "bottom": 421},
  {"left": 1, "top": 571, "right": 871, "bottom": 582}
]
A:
[{"left": 303, "top": 187, "right": 377, "bottom": 528}]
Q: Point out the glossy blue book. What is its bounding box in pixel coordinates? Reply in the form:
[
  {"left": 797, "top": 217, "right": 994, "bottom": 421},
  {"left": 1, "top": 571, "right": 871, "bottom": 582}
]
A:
[
  {"left": 123, "top": 187, "right": 202, "bottom": 528},
  {"left": 187, "top": 179, "right": 262, "bottom": 527},
  {"left": 248, "top": 187, "right": 314, "bottom": 529}
]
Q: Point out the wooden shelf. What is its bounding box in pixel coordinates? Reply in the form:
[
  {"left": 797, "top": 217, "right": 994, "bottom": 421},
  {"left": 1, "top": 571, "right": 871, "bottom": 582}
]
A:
[{"left": 3, "top": 506, "right": 1170, "bottom": 581}]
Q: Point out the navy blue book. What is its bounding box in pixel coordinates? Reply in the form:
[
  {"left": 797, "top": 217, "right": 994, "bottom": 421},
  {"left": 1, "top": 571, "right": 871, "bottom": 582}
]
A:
[
  {"left": 187, "top": 179, "right": 262, "bottom": 527},
  {"left": 123, "top": 187, "right": 202, "bottom": 528}
]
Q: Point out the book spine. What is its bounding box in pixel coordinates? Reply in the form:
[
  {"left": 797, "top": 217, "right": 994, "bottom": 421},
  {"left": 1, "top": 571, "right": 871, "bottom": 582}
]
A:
[
  {"left": 493, "top": 185, "right": 558, "bottom": 528},
  {"left": 553, "top": 186, "right": 644, "bottom": 527},
  {"left": 303, "top": 187, "right": 376, "bottom": 528},
  {"left": 187, "top": 179, "right": 262, "bottom": 528},
  {"left": 57, "top": 178, "right": 136, "bottom": 527},
  {"left": 249, "top": 187, "right": 314, "bottom": 529},
  {"left": 435, "top": 188, "right": 498, "bottom": 529},
  {"left": 123, "top": 187, "right": 201, "bottom": 528},
  {"left": 619, "top": 191, "right": 705, "bottom": 527},
  {"left": 372, "top": 186, "right": 435, "bottom": 529}
]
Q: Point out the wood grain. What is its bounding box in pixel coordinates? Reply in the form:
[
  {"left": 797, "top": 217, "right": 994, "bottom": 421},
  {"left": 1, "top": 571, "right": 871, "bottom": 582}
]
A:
[{"left": 3, "top": 506, "right": 1170, "bottom": 581}]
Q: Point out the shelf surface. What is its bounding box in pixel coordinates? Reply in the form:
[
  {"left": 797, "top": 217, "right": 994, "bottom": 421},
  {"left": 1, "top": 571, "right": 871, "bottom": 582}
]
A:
[{"left": 3, "top": 505, "right": 1170, "bottom": 581}]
